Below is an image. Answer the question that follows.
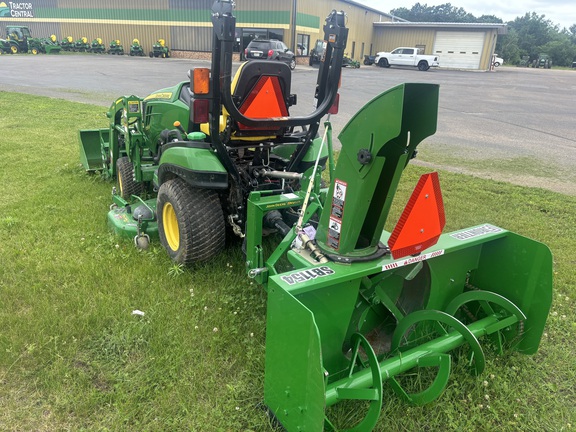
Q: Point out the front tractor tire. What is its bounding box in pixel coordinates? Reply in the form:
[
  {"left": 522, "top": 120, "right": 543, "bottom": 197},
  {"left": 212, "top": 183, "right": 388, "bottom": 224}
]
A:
[
  {"left": 157, "top": 178, "right": 225, "bottom": 265},
  {"left": 117, "top": 157, "right": 143, "bottom": 200}
]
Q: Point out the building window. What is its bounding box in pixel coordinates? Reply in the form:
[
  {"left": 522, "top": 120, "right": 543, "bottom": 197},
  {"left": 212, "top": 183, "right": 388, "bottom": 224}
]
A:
[
  {"left": 269, "top": 29, "right": 284, "bottom": 41},
  {"left": 296, "top": 34, "right": 309, "bottom": 56}
]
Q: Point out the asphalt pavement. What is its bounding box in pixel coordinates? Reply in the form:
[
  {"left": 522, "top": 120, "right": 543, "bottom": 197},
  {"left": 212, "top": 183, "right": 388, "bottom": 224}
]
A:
[{"left": 1, "top": 54, "right": 574, "bottom": 194}]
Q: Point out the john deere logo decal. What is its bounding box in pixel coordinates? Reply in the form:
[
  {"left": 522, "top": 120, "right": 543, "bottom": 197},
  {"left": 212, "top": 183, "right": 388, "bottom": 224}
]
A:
[
  {"left": 0, "top": 2, "right": 10, "bottom": 16},
  {"left": 0, "top": 2, "right": 35, "bottom": 18}
]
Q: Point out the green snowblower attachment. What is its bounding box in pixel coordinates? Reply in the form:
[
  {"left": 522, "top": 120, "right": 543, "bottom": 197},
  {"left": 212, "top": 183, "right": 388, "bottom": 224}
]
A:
[{"left": 245, "top": 83, "right": 553, "bottom": 431}]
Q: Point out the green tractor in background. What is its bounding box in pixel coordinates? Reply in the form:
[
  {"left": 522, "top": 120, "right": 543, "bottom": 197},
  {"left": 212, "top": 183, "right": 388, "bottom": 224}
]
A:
[
  {"left": 0, "top": 38, "right": 10, "bottom": 54},
  {"left": 149, "top": 38, "right": 170, "bottom": 58},
  {"left": 342, "top": 53, "right": 360, "bottom": 68},
  {"left": 73, "top": 36, "right": 90, "bottom": 52},
  {"left": 107, "top": 39, "right": 124, "bottom": 55},
  {"left": 39, "top": 34, "right": 62, "bottom": 54},
  {"left": 89, "top": 38, "right": 106, "bottom": 53},
  {"left": 80, "top": 1, "right": 552, "bottom": 430},
  {"left": 532, "top": 53, "right": 552, "bottom": 68},
  {"left": 60, "top": 36, "right": 74, "bottom": 51},
  {"left": 130, "top": 38, "right": 145, "bottom": 56},
  {"left": 4, "top": 25, "right": 43, "bottom": 54}
]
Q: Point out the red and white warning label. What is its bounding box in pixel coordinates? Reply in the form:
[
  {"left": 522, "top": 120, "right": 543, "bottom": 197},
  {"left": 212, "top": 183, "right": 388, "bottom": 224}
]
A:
[{"left": 327, "top": 179, "right": 347, "bottom": 249}]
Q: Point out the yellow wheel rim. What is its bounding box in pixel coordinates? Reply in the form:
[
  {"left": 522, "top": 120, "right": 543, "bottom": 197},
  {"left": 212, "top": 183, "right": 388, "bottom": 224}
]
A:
[
  {"left": 11, "top": 46, "right": 17, "bottom": 53},
  {"left": 163, "top": 202, "right": 180, "bottom": 251},
  {"left": 31, "top": 48, "right": 38, "bottom": 55}
]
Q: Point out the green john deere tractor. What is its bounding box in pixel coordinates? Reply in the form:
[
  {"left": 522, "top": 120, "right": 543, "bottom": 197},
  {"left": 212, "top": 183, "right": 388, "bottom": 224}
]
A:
[
  {"left": 73, "top": 36, "right": 90, "bottom": 52},
  {"left": 89, "top": 37, "right": 106, "bottom": 53},
  {"left": 532, "top": 53, "right": 552, "bottom": 68},
  {"left": 39, "top": 34, "right": 62, "bottom": 54},
  {"left": 4, "top": 25, "right": 44, "bottom": 54},
  {"left": 60, "top": 36, "right": 74, "bottom": 51},
  {"left": 107, "top": 39, "right": 124, "bottom": 55},
  {"left": 0, "top": 38, "right": 10, "bottom": 54},
  {"left": 80, "top": 1, "right": 552, "bottom": 430},
  {"left": 130, "top": 38, "right": 145, "bottom": 56},
  {"left": 149, "top": 38, "right": 170, "bottom": 58}
]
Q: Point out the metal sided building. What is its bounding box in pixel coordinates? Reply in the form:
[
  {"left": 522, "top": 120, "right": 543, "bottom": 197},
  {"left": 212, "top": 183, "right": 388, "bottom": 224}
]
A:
[
  {"left": 372, "top": 22, "right": 508, "bottom": 70},
  {"left": 0, "top": 0, "right": 399, "bottom": 60},
  {"left": 0, "top": 1, "right": 504, "bottom": 70}
]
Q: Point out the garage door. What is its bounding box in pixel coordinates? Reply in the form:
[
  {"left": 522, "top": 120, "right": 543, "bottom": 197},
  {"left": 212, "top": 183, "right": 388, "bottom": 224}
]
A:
[{"left": 433, "top": 31, "right": 485, "bottom": 69}]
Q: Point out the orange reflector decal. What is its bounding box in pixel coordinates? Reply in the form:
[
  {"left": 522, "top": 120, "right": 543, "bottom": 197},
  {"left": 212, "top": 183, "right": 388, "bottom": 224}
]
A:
[
  {"left": 238, "top": 76, "right": 288, "bottom": 129},
  {"left": 388, "top": 172, "right": 445, "bottom": 259}
]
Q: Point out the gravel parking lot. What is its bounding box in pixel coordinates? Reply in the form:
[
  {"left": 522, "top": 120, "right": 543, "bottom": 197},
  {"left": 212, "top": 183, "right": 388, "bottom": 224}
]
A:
[{"left": 1, "top": 54, "right": 574, "bottom": 194}]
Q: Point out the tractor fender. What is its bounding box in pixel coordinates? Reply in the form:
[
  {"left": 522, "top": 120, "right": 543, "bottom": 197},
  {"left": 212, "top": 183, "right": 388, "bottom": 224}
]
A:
[{"left": 157, "top": 145, "right": 228, "bottom": 189}]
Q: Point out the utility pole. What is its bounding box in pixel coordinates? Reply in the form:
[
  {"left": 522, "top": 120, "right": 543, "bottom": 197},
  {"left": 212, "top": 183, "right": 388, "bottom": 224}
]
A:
[{"left": 291, "top": 0, "right": 297, "bottom": 52}]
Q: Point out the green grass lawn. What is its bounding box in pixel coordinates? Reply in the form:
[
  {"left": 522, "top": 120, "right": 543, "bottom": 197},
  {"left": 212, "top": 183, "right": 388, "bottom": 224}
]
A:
[{"left": 0, "top": 91, "right": 575, "bottom": 431}]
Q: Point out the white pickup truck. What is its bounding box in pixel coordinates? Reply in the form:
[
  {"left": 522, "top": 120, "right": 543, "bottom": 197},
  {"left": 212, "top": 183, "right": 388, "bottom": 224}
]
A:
[{"left": 375, "top": 47, "right": 439, "bottom": 71}]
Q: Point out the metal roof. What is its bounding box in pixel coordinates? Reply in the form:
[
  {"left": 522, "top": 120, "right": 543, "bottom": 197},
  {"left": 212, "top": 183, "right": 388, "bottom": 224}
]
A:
[
  {"left": 340, "top": 0, "right": 407, "bottom": 22},
  {"left": 373, "top": 21, "right": 508, "bottom": 34}
]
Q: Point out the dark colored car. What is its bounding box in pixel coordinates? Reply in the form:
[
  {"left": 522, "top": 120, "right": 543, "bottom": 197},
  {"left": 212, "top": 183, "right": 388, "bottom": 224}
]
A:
[{"left": 244, "top": 39, "right": 296, "bottom": 70}]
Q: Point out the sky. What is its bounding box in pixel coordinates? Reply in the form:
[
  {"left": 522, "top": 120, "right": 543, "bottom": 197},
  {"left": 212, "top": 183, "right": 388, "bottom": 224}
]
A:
[{"left": 356, "top": 0, "right": 576, "bottom": 30}]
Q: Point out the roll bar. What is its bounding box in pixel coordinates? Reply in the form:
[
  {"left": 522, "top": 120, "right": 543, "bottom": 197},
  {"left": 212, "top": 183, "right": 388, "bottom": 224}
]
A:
[
  {"left": 209, "top": 1, "right": 348, "bottom": 128},
  {"left": 205, "top": 0, "right": 348, "bottom": 178}
]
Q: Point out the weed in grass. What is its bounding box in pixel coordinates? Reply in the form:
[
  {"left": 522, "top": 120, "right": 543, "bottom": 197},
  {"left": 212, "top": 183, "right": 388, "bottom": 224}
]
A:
[{"left": 168, "top": 263, "right": 186, "bottom": 278}]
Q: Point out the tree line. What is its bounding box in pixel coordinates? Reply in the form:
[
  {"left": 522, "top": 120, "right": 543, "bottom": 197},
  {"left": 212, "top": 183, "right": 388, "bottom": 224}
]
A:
[{"left": 390, "top": 3, "right": 576, "bottom": 67}]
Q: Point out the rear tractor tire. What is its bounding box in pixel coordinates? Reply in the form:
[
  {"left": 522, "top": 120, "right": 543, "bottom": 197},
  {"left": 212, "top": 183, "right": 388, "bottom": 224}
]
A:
[
  {"left": 117, "top": 157, "right": 143, "bottom": 200},
  {"left": 157, "top": 178, "right": 225, "bottom": 265}
]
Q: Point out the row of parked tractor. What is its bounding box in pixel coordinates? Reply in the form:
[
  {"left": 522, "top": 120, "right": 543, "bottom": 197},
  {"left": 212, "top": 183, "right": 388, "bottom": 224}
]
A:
[
  {"left": 0, "top": 25, "right": 171, "bottom": 58},
  {"left": 59, "top": 36, "right": 171, "bottom": 58}
]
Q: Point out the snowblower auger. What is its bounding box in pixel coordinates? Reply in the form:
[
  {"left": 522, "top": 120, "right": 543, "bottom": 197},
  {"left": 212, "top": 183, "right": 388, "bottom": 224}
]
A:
[{"left": 244, "top": 84, "right": 553, "bottom": 431}]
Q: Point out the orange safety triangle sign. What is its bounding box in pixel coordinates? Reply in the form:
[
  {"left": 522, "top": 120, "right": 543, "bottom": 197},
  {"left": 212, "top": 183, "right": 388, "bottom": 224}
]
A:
[
  {"left": 239, "top": 76, "right": 288, "bottom": 119},
  {"left": 388, "top": 172, "right": 445, "bottom": 259}
]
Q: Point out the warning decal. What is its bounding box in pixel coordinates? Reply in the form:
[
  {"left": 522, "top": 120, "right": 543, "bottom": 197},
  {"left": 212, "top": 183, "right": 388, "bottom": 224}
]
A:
[
  {"left": 328, "top": 179, "right": 347, "bottom": 250},
  {"left": 382, "top": 249, "right": 445, "bottom": 271}
]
